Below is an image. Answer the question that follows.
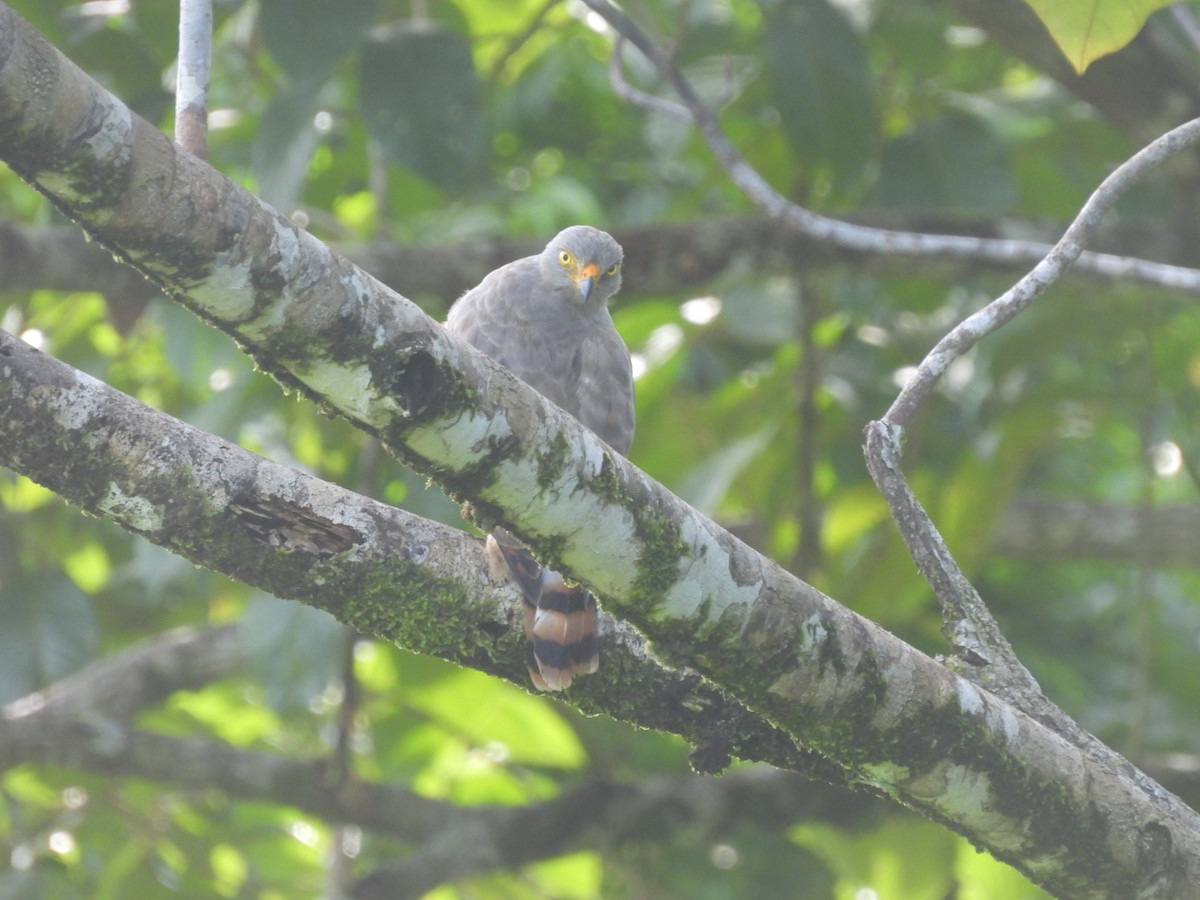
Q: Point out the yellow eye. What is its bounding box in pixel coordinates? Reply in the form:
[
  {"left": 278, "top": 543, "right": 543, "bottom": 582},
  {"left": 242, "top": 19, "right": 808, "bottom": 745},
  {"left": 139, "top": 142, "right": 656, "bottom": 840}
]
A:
[
  {"left": 558, "top": 249, "right": 574, "bottom": 267},
  {"left": 606, "top": 263, "right": 621, "bottom": 276}
]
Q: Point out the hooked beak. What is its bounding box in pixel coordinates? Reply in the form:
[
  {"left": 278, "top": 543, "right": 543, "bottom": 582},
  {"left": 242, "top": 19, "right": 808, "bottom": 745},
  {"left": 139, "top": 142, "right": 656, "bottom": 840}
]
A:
[{"left": 577, "top": 262, "right": 600, "bottom": 302}]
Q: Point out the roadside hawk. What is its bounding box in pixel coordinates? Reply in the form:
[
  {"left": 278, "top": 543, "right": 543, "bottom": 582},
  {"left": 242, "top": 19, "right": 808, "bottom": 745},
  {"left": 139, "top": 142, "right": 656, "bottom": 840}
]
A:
[{"left": 446, "top": 226, "right": 634, "bottom": 691}]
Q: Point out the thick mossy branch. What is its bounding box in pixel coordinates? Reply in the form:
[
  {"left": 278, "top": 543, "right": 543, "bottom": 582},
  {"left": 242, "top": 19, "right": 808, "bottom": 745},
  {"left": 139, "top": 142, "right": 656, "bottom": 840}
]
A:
[{"left": 0, "top": 329, "right": 833, "bottom": 782}]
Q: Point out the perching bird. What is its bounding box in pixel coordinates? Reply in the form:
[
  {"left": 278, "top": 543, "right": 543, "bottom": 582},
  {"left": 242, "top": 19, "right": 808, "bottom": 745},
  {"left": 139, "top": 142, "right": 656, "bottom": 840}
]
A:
[{"left": 446, "top": 226, "right": 634, "bottom": 691}]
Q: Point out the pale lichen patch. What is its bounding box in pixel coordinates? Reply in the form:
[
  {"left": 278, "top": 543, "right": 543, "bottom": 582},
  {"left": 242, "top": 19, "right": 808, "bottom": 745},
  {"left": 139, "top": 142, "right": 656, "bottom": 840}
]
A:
[
  {"left": 274, "top": 219, "right": 309, "bottom": 271},
  {"left": 99, "top": 482, "right": 163, "bottom": 531},
  {"left": 660, "top": 514, "right": 760, "bottom": 626},
  {"left": 191, "top": 256, "right": 256, "bottom": 320},
  {"left": 926, "top": 764, "right": 1025, "bottom": 852},
  {"left": 555, "top": 500, "right": 639, "bottom": 593},
  {"left": 957, "top": 677, "right": 984, "bottom": 716},
  {"left": 300, "top": 359, "right": 381, "bottom": 425},
  {"left": 406, "top": 409, "right": 515, "bottom": 472},
  {"left": 870, "top": 649, "right": 918, "bottom": 730},
  {"left": 49, "top": 378, "right": 102, "bottom": 432}
]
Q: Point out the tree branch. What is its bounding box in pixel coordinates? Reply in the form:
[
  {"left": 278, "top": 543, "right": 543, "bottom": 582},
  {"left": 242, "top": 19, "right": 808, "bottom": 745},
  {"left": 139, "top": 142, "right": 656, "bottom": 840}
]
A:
[
  {"left": 576, "top": 0, "right": 1200, "bottom": 771},
  {"left": 3, "top": 680, "right": 869, "bottom": 897},
  {"left": 881, "top": 119, "right": 1200, "bottom": 430},
  {"left": 861, "top": 120, "right": 1200, "bottom": 711},
  {"left": 577, "top": 0, "right": 1191, "bottom": 754},
  {"left": 5, "top": 211, "right": 1200, "bottom": 330},
  {"left": 0, "top": 617, "right": 873, "bottom": 896},
  {"left": 1, "top": 625, "right": 242, "bottom": 722},
  {"left": 0, "top": 329, "right": 829, "bottom": 781},
  {"left": 994, "top": 497, "right": 1200, "bottom": 566},
  {"left": 174, "top": 0, "right": 211, "bottom": 158},
  {"left": 350, "top": 767, "right": 876, "bottom": 899},
  {"left": 578, "top": 0, "right": 1200, "bottom": 293}
]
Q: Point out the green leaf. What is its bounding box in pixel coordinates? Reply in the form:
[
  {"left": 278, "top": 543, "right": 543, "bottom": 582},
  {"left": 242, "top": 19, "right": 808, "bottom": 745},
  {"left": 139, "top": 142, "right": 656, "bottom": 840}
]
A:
[
  {"left": 259, "top": 0, "right": 378, "bottom": 88},
  {"left": 0, "top": 574, "right": 98, "bottom": 702},
  {"left": 676, "top": 427, "right": 776, "bottom": 514},
  {"left": 1023, "top": 0, "right": 1174, "bottom": 73},
  {"left": 239, "top": 593, "right": 347, "bottom": 713},
  {"left": 791, "top": 817, "right": 957, "bottom": 899},
  {"left": 252, "top": 89, "right": 324, "bottom": 213},
  {"left": 873, "top": 114, "right": 1015, "bottom": 214},
  {"left": 762, "top": 0, "right": 877, "bottom": 198},
  {"left": 403, "top": 665, "right": 588, "bottom": 770},
  {"left": 359, "top": 22, "right": 486, "bottom": 192}
]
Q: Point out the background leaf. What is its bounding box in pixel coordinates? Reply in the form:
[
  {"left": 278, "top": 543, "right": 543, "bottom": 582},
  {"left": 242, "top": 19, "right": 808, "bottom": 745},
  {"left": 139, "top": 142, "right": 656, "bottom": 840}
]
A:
[
  {"left": 259, "top": 0, "right": 378, "bottom": 88},
  {"left": 762, "top": 0, "right": 878, "bottom": 200},
  {"left": 359, "top": 22, "right": 486, "bottom": 193}
]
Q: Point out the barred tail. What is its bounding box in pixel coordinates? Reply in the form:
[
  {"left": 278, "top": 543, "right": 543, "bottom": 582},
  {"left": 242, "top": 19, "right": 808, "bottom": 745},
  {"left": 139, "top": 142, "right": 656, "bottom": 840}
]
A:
[{"left": 487, "top": 533, "right": 600, "bottom": 691}]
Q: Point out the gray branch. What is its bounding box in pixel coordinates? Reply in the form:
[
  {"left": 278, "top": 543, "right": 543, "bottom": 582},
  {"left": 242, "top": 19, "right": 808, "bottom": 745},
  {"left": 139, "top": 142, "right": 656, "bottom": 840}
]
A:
[
  {"left": 0, "top": 624, "right": 870, "bottom": 896},
  {"left": 861, "top": 119, "right": 1200, "bottom": 706},
  {"left": 174, "top": 0, "right": 211, "bottom": 158},
  {"left": 994, "top": 497, "right": 1200, "bottom": 567},
  {"left": 1, "top": 625, "right": 242, "bottom": 723},
  {"left": 578, "top": 0, "right": 1200, "bottom": 295},
  {"left": 0, "top": 329, "right": 824, "bottom": 780},
  {"left": 4, "top": 689, "right": 862, "bottom": 897},
  {"left": 4, "top": 213, "right": 1199, "bottom": 328}
]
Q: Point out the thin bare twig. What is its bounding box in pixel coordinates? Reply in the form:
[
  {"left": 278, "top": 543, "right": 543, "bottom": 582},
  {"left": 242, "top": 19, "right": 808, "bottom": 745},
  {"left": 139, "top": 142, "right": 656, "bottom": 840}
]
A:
[
  {"left": 1170, "top": 2, "right": 1200, "bottom": 57},
  {"left": 486, "top": 0, "right": 560, "bottom": 86},
  {"left": 579, "top": 0, "right": 1200, "bottom": 297},
  {"left": 609, "top": 35, "right": 691, "bottom": 120},
  {"left": 583, "top": 0, "right": 1200, "bottom": 742},
  {"left": 175, "top": 0, "right": 212, "bottom": 158},
  {"left": 869, "top": 117, "right": 1200, "bottom": 715},
  {"left": 883, "top": 118, "right": 1200, "bottom": 428}
]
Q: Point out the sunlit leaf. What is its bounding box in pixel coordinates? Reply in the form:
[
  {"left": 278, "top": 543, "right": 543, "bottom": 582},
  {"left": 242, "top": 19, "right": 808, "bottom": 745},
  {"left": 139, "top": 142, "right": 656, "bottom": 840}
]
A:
[
  {"left": 1022, "top": 0, "right": 1173, "bottom": 73},
  {"left": 676, "top": 427, "right": 775, "bottom": 514},
  {"left": 403, "top": 666, "right": 588, "bottom": 770},
  {"left": 163, "top": 684, "right": 283, "bottom": 747}
]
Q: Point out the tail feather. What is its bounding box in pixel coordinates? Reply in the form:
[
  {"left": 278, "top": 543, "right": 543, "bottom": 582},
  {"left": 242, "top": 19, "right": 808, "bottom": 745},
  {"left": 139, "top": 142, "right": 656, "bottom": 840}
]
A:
[
  {"left": 488, "top": 532, "right": 599, "bottom": 691},
  {"left": 529, "top": 581, "right": 599, "bottom": 690},
  {"left": 487, "top": 532, "right": 545, "bottom": 601}
]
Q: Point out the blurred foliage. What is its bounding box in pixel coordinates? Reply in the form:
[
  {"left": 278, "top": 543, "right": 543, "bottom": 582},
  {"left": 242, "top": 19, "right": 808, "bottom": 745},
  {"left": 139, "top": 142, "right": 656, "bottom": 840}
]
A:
[{"left": 2, "top": 0, "right": 1200, "bottom": 896}]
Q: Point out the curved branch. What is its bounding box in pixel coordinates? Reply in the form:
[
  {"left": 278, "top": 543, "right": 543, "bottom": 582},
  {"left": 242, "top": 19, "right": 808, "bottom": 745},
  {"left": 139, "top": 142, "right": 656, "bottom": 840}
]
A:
[
  {"left": 608, "top": 34, "right": 691, "bottom": 120},
  {"left": 575, "top": 0, "right": 1200, "bottom": 775},
  {"left": 995, "top": 497, "right": 1200, "bottom": 566},
  {"left": 2, "top": 689, "right": 868, "bottom": 897},
  {"left": 1, "top": 625, "right": 241, "bottom": 722},
  {"left": 5, "top": 212, "right": 1200, "bottom": 328},
  {"left": 861, "top": 120, "right": 1200, "bottom": 713},
  {"left": 882, "top": 118, "right": 1200, "bottom": 428},
  {"left": 0, "top": 715, "right": 481, "bottom": 842},
  {"left": 0, "top": 621, "right": 869, "bottom": 893},
  {"left": 578, "top": 0, "right": 1200, "bottom": 295},
  {"left": 0, "top": 329, "right": 829, "bottom": 781},
  {"left": 350, "top": 767, "right": 875, "bottom": 898}
]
